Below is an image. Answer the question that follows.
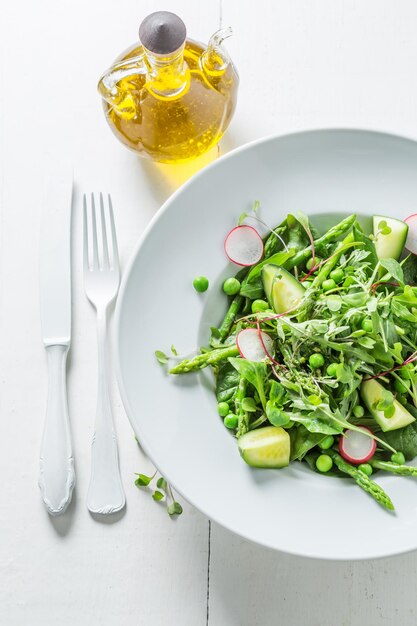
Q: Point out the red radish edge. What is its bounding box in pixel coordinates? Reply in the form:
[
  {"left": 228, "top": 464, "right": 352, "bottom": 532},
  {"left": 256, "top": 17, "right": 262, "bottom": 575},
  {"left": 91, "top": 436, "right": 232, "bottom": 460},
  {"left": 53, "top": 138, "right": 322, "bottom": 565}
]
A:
[
  {"left": 236, "top": 328, "right": 273, "bottom": 362},
  {"left": 255, "top": 318, "right": 280, "bottom": 365},
  {"left": 338, "top": 426, "right": 377, "bottom": 465},
  {"left": 404, "top": 214, "right": 417, "bottom": 255},
  {"left": 224, "top": 225, "right": 264, "bottom": 267}
]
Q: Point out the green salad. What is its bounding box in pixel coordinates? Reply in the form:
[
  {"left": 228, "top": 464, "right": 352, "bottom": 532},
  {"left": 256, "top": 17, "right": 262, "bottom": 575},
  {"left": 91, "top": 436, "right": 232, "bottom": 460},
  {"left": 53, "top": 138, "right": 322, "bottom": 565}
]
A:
[{"left": 163, "top": 208, "right": 417, "bottom": 511}]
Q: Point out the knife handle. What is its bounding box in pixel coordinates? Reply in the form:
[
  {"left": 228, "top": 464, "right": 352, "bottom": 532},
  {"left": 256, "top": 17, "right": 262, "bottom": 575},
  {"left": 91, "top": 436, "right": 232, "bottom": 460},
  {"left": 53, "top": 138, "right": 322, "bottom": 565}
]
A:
[{"left": 39, "top": 344, "right": 75, "bottom": 516}]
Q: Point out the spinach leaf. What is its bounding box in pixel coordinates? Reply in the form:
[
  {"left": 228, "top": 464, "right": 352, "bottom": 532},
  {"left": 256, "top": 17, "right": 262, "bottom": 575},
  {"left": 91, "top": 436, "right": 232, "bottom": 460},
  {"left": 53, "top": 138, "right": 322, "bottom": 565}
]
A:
[
  {"left": 402, "top": 254, "right": 417, "bottom": 286},
  {"left": 228, "top": 358, "right": 268, "bottom": 410},
  {"left": 239, "top": 277, "right": 264, "bottom": 300},
  {"left": 378, "top": 418, "right": 417, "bottom": 461},
  {"left": 215, "top": 362, "right": 240, "bottom": 402},
  {"left": 289, "top": 425, "right": 325, "bottom": 461}
]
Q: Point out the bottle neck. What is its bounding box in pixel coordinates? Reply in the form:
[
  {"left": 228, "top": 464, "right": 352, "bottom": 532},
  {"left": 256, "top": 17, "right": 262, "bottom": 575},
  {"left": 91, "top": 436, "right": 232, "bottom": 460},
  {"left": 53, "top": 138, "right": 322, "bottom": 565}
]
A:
[{"left": 143, "top": 44, "right": 188, "bottom": 97}]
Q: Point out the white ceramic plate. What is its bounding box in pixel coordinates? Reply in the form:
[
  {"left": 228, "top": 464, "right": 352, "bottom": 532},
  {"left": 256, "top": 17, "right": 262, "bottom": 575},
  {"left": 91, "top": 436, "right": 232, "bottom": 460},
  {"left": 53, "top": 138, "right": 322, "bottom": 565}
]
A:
[{"left": 115, "top": 129, "right": 417, "bottom": 560}]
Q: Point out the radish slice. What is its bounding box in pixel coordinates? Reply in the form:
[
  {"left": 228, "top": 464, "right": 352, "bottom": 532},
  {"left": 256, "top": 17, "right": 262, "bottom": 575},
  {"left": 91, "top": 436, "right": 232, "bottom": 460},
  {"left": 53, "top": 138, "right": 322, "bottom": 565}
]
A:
[
  {"left": 404, "top": 214, "right": 417, "bottom": 255},
  {"left": 338, "top": 426, "right": 376, "bottom": 465},
  {"left": 236, "top": 328, "right": 274, "bottom": 362},
  {"left": 225, "top": 225, "right": 264, "bottom": 266}
]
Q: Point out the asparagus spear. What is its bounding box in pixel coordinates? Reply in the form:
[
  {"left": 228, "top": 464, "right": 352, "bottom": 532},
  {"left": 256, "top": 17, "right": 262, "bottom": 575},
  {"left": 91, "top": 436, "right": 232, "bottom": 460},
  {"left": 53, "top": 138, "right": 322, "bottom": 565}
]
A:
[
  {"left": 218, "top": 295, "right": 244, "bottom": 341},
  {"left": 284, "top": 214, "right": 356, "bottom": 270},
  {"left": 327, "top": 450, "right": 394, "bottom": 511},
  {"left": 235, "top": 376, "right": 249, "bottom": 437},
  {"left": 371, "top": 459, "right": 417, "bottom": 477},
  {"left": 264, "top": 224, "right": 288, "bottom": 258},
  {"left": 169, "top": 345, "right": 239, "bottom": 374}
]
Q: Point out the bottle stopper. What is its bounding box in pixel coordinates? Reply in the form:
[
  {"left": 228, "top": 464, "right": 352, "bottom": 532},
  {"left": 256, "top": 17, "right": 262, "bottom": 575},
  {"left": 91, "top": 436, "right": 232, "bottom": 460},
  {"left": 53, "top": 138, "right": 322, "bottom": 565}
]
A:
[{"left": 139, "top": 11, "right": 187, "bottom": 55}]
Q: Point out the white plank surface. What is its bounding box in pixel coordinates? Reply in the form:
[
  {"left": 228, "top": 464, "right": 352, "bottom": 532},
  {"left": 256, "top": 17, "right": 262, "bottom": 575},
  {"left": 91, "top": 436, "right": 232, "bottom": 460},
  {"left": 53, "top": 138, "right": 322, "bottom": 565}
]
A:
[{"left": 2, "top": 0, "right": 417, "bottom": 624}]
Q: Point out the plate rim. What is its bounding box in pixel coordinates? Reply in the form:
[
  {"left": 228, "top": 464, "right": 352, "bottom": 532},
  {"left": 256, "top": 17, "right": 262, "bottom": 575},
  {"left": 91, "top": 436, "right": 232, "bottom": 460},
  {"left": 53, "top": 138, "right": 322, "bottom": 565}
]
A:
[{"left": 114, "top": 127, "right": 417, "bottom": 560}]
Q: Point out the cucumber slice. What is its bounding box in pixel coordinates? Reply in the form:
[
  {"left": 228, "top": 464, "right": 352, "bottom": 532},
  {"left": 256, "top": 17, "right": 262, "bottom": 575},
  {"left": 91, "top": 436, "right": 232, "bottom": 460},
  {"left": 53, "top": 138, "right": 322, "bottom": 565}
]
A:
[
  {"left": 262, "top": 264, "right": 305, "bottom": 313},
  {"left": 373, "top": 215, "right": 408, "bottom": 260},
  {"left": 261, "top": 263, "right": 279, "bottom": 304},
  {"left": 238, "top": 426, "right": 290, "bottom": 468},
  {"left": 360, "top": 379, "right": 415, "bottom": 432}
]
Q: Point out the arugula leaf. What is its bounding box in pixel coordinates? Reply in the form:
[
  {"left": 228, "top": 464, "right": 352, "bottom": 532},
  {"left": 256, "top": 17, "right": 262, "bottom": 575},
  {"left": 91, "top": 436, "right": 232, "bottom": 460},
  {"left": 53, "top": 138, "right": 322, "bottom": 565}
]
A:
[
  {"left": 216, "top": 362, "right": 240, "bottom": 402},
  {"left": 266, "top": 404, "right": 290, "bottom": 426},
  {"left": 155, "top": 350, "right": 168, "bottom": 365},
  {"left": 228, "top": 358, "right": 268, "bottom": 410},
  {"left": 242, "top": 397, "right": 257, "bottom": 412},
  {"left": 379, "top": 258, "right": 404, "bottom": 284},
  {"left": 391, "top": 299, "right": 416, "bottom": 323},
  {"left": 352, "top": 222, "right": 378, "bottom": 269},
  {"left": 290, "top": 412, "right": 342, "bottom": 435}
]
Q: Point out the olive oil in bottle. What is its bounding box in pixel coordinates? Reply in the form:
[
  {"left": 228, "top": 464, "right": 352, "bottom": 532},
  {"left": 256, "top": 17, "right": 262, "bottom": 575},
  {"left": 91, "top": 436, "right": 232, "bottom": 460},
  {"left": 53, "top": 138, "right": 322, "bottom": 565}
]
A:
[{"left": 98, "top": 12, "right": 239, "bottom": 163}]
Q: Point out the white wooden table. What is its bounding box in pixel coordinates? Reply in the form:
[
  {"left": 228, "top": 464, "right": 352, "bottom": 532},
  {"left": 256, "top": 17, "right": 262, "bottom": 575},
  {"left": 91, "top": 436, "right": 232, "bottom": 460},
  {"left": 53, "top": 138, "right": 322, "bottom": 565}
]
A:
[{"left": 2, "top": 1, "right": 417, "bottom": 624}]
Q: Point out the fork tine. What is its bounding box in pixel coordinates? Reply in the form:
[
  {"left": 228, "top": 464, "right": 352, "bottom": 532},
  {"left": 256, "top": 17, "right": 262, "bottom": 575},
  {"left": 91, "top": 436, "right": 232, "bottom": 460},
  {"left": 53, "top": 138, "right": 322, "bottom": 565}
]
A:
[
  {"left": 83, "top": 194, "right": 89, "bottom": 271},
  {"left": 107, "top": 194, "right": 119, "bottom": 270},
  {"left": 100, "top": 193, "right": 110, "bottom": 269},
  {"left": 91, "top": 193, "right": 99, "bottom": 270}
]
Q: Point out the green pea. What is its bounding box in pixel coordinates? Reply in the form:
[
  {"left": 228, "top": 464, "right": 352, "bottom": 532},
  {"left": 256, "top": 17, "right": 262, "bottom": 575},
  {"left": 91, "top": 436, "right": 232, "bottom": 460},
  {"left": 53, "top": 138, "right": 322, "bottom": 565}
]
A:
[
  {"left": 251, "top": 299, "right": 269, "bottom": 313},
  {"left": 397, "top": 394, "right": 407, "bottom": 406},
  {"left": 309, "top": 353, "right": 325, "bottom": 369},
  {"left": 353, "top": 405, "right": 365, "bottom": 418},
  {"left": 223, "top": 277, "right": 240, "bottom": 296},
  {"left": 193, "top": 276, "right": 209, "bottom": 292},
  {"left": 224, "top": 414, "right": 238, "bottom": 429},
  {"left": 391, "top": 452, "right": 406, "bottom": 465},
  {"left": 303, "top": 279, "right": 314, "bottom": 287},
  {"left": 361, "top": 318, "right": 373, "bottom": 333},
  {"left": 306, "top": 257, "right": 321, "bottom": 271},
  {"left": 358, "top": 463, "right": 373, "bottom": 476},
  {"left": 316, "top": 454, "right": 333, "bottom": 473},
  {"left": 394, "top": 378, "right": 410, "bottom": 394},
  {"left": 322, "top": 279, "right": 336, "bottom": 292},
  {"left": 343, "top": 276, "right": 355, "bottom": 288},
  {"left": 330, "top": 268, "right": 344, "bottom": 283},
  {"left": 326, "top": 363, "right": 338, "bottom": 377},
  {"left": 217, "top": 402, "right": 230, "bottom": 417},
  {"left": 319, "top": 435, "right": 334, "bottom": 450},
  {"left": 399, "top": 364, "right": 414, "bottom": 380}
]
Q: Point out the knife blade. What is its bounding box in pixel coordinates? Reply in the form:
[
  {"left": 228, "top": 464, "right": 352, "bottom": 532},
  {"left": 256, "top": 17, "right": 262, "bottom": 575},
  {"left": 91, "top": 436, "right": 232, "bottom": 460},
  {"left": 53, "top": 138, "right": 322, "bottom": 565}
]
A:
[{"left": 38, "top": 170, "right": 75, "bottom": 516}]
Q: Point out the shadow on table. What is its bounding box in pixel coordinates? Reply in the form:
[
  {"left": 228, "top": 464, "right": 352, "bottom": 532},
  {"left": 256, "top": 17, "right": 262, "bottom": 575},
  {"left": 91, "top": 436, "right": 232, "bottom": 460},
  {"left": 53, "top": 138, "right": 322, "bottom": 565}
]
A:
[
  {"left": 48, "top": 492, "right": 77, "bottom": 537},
  {"left": 135, "top": 129, "right": 242, "bottom": 207},
  {"left": 208, "top": 523, "right": 417, "bottom": 626}
]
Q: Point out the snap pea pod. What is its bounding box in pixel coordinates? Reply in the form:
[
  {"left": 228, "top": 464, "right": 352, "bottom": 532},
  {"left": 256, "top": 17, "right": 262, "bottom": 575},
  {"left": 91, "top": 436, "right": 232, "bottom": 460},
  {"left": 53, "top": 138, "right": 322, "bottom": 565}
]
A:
[
  {"left": 327, "top": 450, "right": 394, "bottom": 511},
  {"left": 284, "top": 214, "right": 356, "bottom": 270},
  {"left": 169, "top": 345, "right": 239, "bottom": 374},
  {"left": 371, "top": 459, "right": 417, "bottom": 477}
]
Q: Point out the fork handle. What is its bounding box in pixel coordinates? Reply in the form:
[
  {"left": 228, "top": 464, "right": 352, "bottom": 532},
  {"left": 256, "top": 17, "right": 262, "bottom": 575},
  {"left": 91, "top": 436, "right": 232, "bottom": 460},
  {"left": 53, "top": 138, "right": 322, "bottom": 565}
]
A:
[
  {"left": 39, "top": 344, "right": 75, "bottom": 516},
  {"left": 87, "top": 309, "right": 125, "bottom": 515}
]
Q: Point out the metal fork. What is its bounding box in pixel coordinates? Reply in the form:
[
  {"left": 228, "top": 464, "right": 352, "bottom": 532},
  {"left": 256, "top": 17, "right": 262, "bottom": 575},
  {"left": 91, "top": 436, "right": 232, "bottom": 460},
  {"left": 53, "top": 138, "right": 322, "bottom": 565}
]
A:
[{"left": 83, "top": 193, "right": 125, "bottom": 515}]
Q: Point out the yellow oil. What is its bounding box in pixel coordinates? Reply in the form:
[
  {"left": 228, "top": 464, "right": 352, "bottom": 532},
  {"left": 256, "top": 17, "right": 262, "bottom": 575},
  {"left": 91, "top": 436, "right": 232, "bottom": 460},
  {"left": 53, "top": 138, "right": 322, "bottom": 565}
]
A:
[{"left": 100, "top": 40, "right": 238, "bottom": 163}]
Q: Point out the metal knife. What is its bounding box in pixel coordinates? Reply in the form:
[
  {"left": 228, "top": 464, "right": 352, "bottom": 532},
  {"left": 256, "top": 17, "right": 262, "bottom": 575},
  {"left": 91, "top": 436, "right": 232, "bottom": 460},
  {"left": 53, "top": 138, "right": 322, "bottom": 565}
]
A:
[{"left": 39, "top": 170, "right": 75, "bottom": 516}]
